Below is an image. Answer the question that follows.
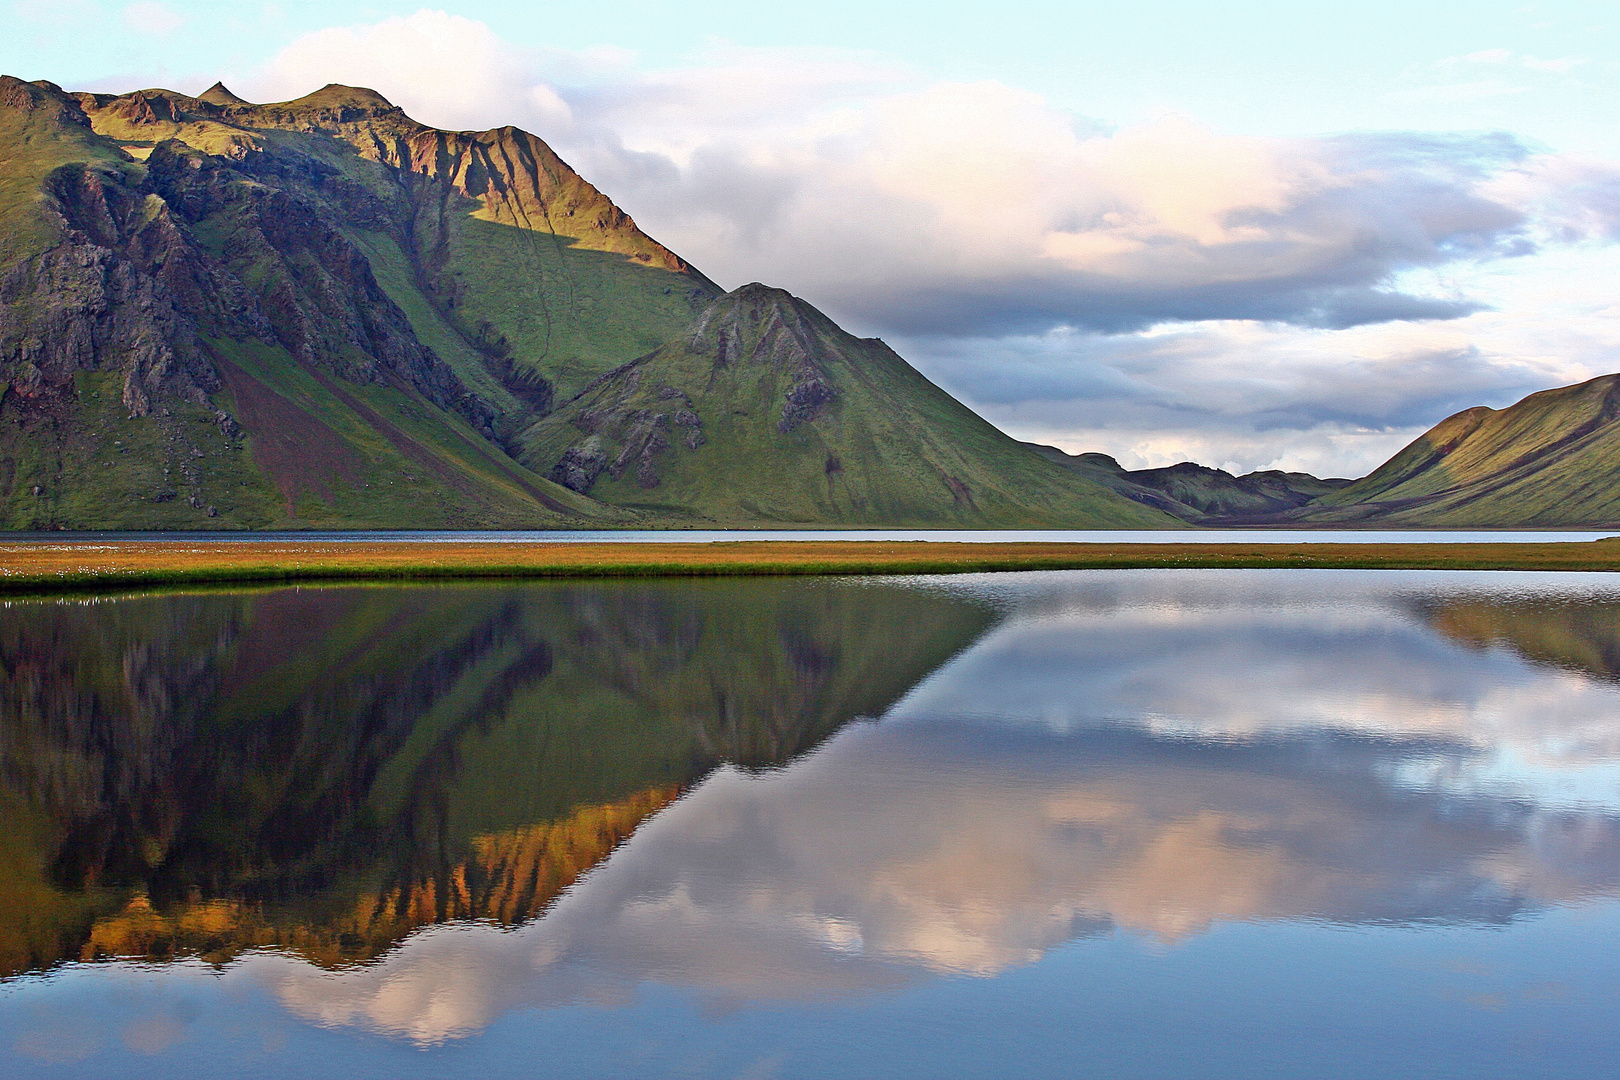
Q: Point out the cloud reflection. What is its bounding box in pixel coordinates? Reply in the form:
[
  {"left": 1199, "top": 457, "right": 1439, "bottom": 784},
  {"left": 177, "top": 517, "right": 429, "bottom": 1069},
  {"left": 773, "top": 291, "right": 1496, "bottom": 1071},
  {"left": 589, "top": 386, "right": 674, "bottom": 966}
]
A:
[{"left": 263, "top": 573, "right": 1620, "bottom": 1044}]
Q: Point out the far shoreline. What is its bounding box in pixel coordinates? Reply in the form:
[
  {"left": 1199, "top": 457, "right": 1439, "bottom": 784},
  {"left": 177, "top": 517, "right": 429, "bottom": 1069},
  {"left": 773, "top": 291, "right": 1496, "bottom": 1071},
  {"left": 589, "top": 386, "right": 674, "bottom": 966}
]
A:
[{"left": 5, "top": 538, "right": 1620, "bottom": 594}]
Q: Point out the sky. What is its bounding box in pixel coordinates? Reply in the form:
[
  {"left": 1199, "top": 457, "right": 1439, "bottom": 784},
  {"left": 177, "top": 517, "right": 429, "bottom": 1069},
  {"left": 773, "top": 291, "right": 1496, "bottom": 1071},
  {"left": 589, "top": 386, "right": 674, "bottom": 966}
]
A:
[{"left": 5, "top": 0, "right": 1620, "bottom": 476}]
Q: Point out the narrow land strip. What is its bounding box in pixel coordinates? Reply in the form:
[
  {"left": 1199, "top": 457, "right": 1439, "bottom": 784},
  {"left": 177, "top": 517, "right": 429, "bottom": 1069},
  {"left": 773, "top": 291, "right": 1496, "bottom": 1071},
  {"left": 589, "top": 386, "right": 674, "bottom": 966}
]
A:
[{"left": 4, "top": 539, "right": 1620, "bottom": 593}]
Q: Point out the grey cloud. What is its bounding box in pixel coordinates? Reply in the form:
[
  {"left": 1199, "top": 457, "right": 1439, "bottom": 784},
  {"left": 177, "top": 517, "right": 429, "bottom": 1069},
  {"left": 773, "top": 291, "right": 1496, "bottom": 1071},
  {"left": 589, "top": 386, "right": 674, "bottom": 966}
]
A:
[
  {"left": 831, "top": 277, "right": 1490, "bottom": 338},
  {"left": 565, "top": 117, "right": 1541, "bottom": 337},
  {"left": 894, "top": 325, "right": 1560, "bottom": 472}
]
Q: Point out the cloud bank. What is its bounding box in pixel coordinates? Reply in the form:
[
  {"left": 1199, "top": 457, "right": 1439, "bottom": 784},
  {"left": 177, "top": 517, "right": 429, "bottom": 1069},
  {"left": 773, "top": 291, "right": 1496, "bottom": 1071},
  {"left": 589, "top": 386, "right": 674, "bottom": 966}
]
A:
[{"left": 235, "top": 9, "right": 1620, "bottom": 474}]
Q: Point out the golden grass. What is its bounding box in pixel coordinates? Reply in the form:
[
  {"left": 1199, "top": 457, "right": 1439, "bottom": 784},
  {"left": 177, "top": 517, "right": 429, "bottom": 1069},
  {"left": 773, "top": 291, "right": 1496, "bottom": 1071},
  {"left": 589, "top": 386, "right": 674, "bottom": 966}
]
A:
[{"left": 3, "top": 538, "right": 1620, "bottom": 593}]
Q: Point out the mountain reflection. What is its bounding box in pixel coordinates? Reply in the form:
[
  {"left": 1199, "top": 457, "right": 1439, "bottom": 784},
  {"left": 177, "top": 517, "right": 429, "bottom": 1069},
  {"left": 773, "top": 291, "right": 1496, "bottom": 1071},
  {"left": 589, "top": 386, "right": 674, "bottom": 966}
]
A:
[
  {"left": 269, "top": 720, "right": 1620, "bottom": 1044},
  {"left": 8, "top": 571, "right": 1620, "bottom": 1050},
  {"left": 0, "top": 580, "right": 996, "bottom": 978},
  {"left": 257, "top": 573, "right": 1620, "bottom": 1044}
]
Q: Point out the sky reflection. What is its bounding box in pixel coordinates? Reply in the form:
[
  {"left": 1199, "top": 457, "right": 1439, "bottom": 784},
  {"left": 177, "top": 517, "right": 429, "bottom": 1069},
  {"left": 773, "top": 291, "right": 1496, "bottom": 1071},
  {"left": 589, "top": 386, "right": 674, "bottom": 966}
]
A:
[
  {"left": 5, "top": 570, "right": 1620, "bottom": 1077},
  {"left": 253, "top": 571, "right": 1620, "bottom": 1045}
]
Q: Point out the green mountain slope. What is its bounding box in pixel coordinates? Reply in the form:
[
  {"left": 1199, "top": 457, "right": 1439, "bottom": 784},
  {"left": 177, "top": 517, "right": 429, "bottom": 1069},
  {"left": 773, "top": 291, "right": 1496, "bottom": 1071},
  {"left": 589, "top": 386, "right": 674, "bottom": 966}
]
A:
[
  {"left": 0, "top": 77, "right": 711, "bottom": 528},
  {"left": 519, "top": 283, "right": 1182, "bottom": 526},
  {"left": 1298, "top": 372, "right": 1620, "bottom": 528},
  {"left": 1, "top": 75, "right": 1177, "bottom": 530},
  {"left": 1024, "top": 443, "right": 1350, "bottom": 523}
]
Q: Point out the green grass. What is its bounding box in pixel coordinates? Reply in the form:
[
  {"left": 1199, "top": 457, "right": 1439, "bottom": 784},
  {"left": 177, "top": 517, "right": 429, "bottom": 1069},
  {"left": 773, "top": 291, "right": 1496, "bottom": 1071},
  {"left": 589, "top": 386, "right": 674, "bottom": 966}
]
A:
[
  {"left": 0, "top": 79, "right": 131, "bottom": 264},
  {"left": 1306, "top": 374, "right": 1620, "bottom": 527},
  {"left": 343, "top": 227, "right": 523, "bottom": 414},
  {"left": 443, "top": 217, "right": 716, "bottom": 399},
  {"left": 0, "top": 370, "right": 284, "bottom": 529},
  {"left": 212, "top": 337, "right": 609, "bottom": 528},
  {"left": 518, "top": 286, "right": 1184, "bottom": 528}
]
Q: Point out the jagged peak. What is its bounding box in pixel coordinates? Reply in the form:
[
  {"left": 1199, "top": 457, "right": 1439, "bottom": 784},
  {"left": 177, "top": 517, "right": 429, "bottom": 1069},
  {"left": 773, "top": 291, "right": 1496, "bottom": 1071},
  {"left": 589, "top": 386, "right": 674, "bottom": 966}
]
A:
[
  {"left": 703, "top": 283, "right": 829, "bottom": 328},
  {"left": 198, "top": 81, "right": 248, "bottom": 106},
  {"left": 0, "top": 75, "right": 89, "bottom": 125},
  {"left": 682, "top": 284, "right": 847, "bottom": 407}
]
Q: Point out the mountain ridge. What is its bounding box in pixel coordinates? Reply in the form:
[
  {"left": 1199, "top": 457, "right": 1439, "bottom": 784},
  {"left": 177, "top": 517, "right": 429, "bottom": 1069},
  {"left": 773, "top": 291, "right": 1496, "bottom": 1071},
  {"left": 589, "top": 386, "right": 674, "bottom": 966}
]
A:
[
  {"left": 0, "top": 76, "right": 1173, "bottom": 530},
  {"left": 1022, "top": 443, "right": 1353, "bottom": 523},
  {"left": 1290, "top": 372, "right": 1620, "bottom": 528},
  {"left": 520, "top": 283, "right": 1176, "bottom": 526}
]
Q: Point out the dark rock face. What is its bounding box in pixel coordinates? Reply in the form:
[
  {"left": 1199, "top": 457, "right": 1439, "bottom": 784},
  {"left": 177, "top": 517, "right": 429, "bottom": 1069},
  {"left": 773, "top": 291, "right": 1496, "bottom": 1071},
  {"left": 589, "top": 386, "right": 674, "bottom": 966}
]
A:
[
  {"left": 779, "top": 376, "right": 836, "bottom": 433},
  {"left": 135, "top": 140, "right": 480, "bottom": 419},
  {"left": 549, "top": 437, "right": 607, "bottom": 493},
  {"left": 2, "top": 167, "right": 220, "bottom": 416},
  {"left": 0, "top": 80, "right": 493, "bottom": 433}
]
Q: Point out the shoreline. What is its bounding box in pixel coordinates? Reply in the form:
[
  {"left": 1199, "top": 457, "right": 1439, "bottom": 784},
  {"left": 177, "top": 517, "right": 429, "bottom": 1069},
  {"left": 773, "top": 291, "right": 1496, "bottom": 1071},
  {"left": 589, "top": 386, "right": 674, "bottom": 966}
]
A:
[{"left": 4, "top": 539, "right": 1620, "bottom": 594}]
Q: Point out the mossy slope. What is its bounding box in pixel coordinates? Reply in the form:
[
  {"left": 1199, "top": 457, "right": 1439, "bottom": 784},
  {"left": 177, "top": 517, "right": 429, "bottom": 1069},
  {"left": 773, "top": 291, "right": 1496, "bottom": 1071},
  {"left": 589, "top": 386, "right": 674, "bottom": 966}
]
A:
[
  {"left": 1300, "top": 373, "right": 1620, "bottom": 527},
  {"left": 0, "top": 77, "right": 704, "bottom": 528},
  {"left": 521, "top": 284, "right": 1182, "bottom": 527}
]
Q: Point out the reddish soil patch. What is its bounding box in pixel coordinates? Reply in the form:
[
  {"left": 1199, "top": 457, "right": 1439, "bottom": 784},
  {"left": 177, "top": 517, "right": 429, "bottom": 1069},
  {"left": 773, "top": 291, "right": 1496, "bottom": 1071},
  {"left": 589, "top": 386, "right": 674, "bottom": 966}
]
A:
[
  {"left": 214, "top": 357, "right": 363, "bottom": 516},
  {"left": 301, "top": 366, "right": 569, "bottom": 513}
]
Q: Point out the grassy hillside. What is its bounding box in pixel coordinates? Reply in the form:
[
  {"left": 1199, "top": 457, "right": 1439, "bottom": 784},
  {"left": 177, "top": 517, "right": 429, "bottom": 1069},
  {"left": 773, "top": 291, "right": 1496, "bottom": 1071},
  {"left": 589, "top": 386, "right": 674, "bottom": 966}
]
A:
[
  {"left": 1300, "top": 373, "right": 1620, "bottom": 528},
  {"left": 2, "top": 76, "right": 1181, "bottom": 530},
  {"left": 0, "top": 77, "right": 707, "bottom": 528},
  {"left": 520, "top": 284, "right": 1182, "bottom": 527}
]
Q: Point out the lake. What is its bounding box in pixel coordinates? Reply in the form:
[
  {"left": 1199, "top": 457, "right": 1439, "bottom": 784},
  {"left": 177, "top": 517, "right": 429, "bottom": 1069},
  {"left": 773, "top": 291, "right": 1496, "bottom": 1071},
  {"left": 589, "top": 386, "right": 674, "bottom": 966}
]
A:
[{"left": 2, "top": 570, "right": 1618, "bottom": 1078}]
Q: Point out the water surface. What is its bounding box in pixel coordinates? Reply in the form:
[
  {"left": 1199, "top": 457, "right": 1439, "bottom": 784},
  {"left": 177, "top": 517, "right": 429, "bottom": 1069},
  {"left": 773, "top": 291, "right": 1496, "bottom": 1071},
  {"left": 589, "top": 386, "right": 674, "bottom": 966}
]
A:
[{"left": 3, "top": 571, "right": 1619, "bottom": 1078}]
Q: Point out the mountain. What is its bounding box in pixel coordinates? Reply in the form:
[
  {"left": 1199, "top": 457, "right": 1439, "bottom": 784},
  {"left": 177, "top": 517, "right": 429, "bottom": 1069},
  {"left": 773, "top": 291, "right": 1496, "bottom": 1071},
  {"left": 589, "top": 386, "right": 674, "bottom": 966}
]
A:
[
  {"left": 1024, "top": 444, "right": 1351, "bottom": 523},
  {"left": 0, "top": 77, "right": 706, "bottom": 528},
  {"left": 0, "top": 76, "right": 1172, "bottom": 530},
  {"left": 519, "top": 284, "right": 1176, "bottom": 526},
  {"left": 1295, "top": 373, "right": 1620, "bottom": 528}
]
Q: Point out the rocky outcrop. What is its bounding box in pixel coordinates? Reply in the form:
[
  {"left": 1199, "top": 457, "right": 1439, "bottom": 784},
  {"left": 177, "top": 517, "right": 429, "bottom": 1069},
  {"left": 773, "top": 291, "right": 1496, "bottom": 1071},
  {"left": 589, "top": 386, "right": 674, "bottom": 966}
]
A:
[
  {"left": 1, "top": 80, "right": 495, "bottom": 430},
  {"left": 2, "top": 165, "right": 220, "bottom": 415}
]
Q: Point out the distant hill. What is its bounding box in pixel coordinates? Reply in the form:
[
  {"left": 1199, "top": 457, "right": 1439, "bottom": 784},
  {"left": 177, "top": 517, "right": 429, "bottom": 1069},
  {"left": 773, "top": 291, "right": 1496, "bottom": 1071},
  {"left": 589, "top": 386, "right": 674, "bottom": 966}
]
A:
[
  {"left": 0, "top": 76, "right": 1169, "bottom": 529},
  {"left": 520, "top": 284, "right": 1176, "bottom": 526},
  {"left": 1294, "top": 373, "right": 1620, "bottom": 528},
  {"left": 1024, "top": 444, "right": 1350, "bottom": 523}
]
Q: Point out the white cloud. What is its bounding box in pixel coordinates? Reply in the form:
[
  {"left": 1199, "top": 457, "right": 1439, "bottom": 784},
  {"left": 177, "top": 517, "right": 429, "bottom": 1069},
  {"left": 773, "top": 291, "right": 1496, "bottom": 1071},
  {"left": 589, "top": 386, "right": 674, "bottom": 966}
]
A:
[
  {"left": 237, "top": 9, "right": 1620, "bottom": 476},
  {"left": 1438, "top": 48, "right": 1588, "bottom": 74}
]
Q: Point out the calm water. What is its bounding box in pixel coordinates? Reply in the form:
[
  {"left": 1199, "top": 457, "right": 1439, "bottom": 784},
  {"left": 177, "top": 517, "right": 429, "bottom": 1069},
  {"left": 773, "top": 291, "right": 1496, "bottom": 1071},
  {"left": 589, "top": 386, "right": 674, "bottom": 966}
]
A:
[
  {"left": 7, "top": 528, "right": 1618, "bottom": 543},
  {"left": 3, "top": 570, "right": 1619, "bottom": 1078}
]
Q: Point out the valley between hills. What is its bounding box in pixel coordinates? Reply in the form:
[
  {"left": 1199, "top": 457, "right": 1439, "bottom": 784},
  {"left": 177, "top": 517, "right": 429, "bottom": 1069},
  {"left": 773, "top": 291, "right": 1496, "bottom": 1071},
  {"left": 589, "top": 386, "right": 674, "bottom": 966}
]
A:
[{"left": 1, "top": 75, "right": 1617, "bottom": 531}]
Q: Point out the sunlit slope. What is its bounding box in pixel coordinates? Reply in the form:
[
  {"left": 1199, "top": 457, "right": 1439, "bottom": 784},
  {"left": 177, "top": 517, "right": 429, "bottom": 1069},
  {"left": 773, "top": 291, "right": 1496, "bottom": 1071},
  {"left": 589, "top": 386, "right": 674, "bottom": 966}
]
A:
[
  {"left": 0, "top": 579, "right": 996, "bottom": 972},
  {"left": 0, "top": 77, "right": 698, "bottom": 527},
  {"left": 71, "top": 81, "right": 720, "bottom": 401},
  {"left": 1302, "top": 373, "right": 1620, "bottom": 527},
  {"left": 520, "top": 284, "right": 1182, "bottom": 527}
]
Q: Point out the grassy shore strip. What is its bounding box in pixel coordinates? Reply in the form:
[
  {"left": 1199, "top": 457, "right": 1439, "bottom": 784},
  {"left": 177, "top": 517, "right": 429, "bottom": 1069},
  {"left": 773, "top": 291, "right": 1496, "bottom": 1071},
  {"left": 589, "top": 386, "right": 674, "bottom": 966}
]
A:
[{"left": 3, "top": 539, "right": 1620, "bottom": 593}]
